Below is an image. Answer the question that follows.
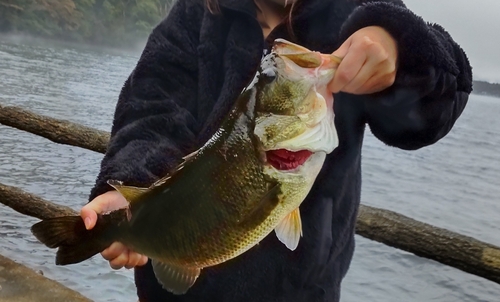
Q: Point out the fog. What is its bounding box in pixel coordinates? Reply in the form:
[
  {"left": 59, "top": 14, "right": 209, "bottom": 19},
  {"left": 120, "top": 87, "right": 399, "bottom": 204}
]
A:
[
  {"left": 404, "top": 0, "right": 500, "bottom": 83},
  {"left": 1, "top": 0, "right": 497, "bottom": 83}
]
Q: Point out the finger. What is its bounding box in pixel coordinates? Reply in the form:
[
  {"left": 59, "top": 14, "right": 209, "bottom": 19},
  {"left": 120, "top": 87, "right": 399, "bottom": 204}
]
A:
[
  {"left": 349, "top": 43, "right": 396, "bottom": 94},
  {"left": 109, "top": 251, "right": 129, "bottom": 270},
  {"left": 138, "top": 255, "right": 149, "bottom": 266},
  {"left": 329, "top": 46, "right": 366, "bottom": 93},
  {"left": 125, "top": 251, "right": 144, "bottom": 269},
  {"left": 359, "top": 71, "right": 397, "bottom": 94},
  {"left": 341, "top": 56, "right": 382, "bottom": 94},
  {"left": 335, "top": 33, "right": 397, "bottom": 94},
  {"left": 101, "top": 242, "right": 127, "bottom": 261}
]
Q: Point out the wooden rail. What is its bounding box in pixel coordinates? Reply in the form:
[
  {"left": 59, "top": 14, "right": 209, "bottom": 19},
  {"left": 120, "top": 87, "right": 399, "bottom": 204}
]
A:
[
  {"left": 1, "top": 103, "right": 500, "bottom": 286},
  {"left": 0, "top": 105, "right": 109, "bottom": 153}
]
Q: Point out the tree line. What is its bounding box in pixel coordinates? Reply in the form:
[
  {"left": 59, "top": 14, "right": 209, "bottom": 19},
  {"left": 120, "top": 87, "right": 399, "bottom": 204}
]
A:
[
  {"left": 473, "top": 80, "right": 500, "bottom": 97},
  {"left": 0, "top": 0, "right": 174, "bottom": 45}
]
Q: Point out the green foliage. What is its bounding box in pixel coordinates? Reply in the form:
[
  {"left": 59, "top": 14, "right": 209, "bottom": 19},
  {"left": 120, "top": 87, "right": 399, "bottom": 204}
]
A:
[{"left": 0, "top": 0, "right": 175, "bottom": 46}]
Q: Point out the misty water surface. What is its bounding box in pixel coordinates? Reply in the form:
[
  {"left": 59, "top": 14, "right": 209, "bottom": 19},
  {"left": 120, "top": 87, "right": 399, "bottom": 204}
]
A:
[{"left": 0, "top": 37, "right": 499, "bottom": 302}]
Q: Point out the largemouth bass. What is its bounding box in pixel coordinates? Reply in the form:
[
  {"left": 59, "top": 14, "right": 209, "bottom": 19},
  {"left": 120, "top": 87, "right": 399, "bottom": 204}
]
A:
[{"left": 31, "top": 39, "right": 341, "bottom": 295}]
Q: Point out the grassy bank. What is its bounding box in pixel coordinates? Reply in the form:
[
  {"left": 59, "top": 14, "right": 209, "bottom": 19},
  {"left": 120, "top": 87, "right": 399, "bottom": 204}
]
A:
[{"left": 0, "top": 0, "right": 174, "bottom": 47}]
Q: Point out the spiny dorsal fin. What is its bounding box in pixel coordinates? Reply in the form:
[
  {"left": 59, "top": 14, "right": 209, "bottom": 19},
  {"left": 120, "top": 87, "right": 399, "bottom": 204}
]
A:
[
  {"left": 107, "top": 180, "right": 148, "bottom": 203},
  {"left": 274, "top": 207, "right": 303, "bottom": 251},
  {"left": 182, "top": 149, "right": 200, "bottom": 161},
  {"left": 152, "top": 260, "right": 201, "bottom": 295},
  {"left": 150, "top": 150, "right": 201, "bottom": 188}
]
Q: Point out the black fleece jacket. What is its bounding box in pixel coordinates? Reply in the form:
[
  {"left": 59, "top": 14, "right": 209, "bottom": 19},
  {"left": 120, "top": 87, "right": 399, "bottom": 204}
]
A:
[{"left": 89, "top": 0, "right": 472, "bottom": 301}]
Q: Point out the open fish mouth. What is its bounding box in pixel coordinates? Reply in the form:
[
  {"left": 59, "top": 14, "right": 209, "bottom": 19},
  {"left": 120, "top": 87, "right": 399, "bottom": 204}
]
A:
[{"left": 265, "top": 149, "right": 314, "bottom": 171}]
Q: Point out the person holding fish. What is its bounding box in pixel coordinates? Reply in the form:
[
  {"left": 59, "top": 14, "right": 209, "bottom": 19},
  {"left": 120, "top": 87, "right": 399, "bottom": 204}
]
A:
[{"left": 32, "top": 0, "right": 472, "bottom": 301}]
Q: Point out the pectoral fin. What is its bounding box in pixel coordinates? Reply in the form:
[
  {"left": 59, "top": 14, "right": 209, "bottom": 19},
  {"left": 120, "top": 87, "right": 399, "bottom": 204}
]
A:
[
  {"left": 274, "top": 208, "right": 303, "bottom": 251},
  {"left": 239, "top": 183, "right": 281, "bottom": 227},
  {"left": 152, "top": 260, "right": 201, "bottom": 295}
]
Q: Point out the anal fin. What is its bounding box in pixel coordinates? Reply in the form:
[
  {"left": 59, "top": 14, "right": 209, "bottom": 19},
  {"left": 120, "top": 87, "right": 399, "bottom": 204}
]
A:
[
  {"left": 152, "top": 260, "right": 201, "bottom": 295},
  {"left": 274, "top": 207, "right": 303, "bottom": 251}
]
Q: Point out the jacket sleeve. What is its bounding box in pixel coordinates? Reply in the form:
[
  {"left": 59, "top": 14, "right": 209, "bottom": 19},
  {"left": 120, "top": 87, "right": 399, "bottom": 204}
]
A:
[
  {"left": 338, "top": 1, "right": 473, "bottom": 150},
  {"left": 89, "top": 0, "right": 203, "bottom": 200}
]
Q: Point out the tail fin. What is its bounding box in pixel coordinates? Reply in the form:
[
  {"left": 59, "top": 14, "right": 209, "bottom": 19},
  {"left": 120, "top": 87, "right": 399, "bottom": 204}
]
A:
[{"left": 31, "top": 209, "right": 128, "bottom": 265}]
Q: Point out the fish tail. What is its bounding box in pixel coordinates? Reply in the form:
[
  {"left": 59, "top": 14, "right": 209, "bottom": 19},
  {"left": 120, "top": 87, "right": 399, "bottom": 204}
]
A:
[{"left": 31, "top": 209, "right": 128, "bottom": 265}]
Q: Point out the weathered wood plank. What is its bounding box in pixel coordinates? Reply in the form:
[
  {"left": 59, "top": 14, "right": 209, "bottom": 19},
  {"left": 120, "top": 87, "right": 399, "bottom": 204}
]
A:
[
  {"left": 357, "top": 205, "right": 500, "bottom": 284},
  {"left": 0, "top": 183, "right": 77, "bottom": 219},
  {"left": 0, "top": 254, "right": 91, "bottom": 301},
  {"left": 0, "top": 104, "right": 109, "bottom": 153}
]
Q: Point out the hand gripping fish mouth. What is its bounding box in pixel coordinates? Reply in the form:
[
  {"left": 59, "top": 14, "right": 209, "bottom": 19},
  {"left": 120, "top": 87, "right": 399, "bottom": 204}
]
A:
[{"left": 254, "top": 39, "right": 341, "bottom": 173}]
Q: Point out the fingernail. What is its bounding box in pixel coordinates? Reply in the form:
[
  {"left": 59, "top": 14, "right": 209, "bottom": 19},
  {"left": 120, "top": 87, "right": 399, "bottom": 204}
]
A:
[{"left": 84, "top": 217, "right": 92, "bottom": 230}]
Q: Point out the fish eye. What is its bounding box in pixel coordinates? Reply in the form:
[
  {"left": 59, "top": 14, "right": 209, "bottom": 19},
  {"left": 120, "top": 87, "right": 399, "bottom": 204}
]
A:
[{"left": 260, "top": 67, "right": 276, "bottom": 84}]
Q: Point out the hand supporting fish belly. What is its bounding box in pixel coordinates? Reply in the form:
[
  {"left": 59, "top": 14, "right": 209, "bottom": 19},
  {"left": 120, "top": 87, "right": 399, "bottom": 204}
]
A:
[{"left": 31, "top": 39, "right": 341, "bottom": 295}]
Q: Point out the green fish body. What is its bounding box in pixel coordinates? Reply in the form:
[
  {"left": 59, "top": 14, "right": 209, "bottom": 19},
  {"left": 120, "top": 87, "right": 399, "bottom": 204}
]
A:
[{"left": 31, "top": 39, "right": 341, "bottom": 294}]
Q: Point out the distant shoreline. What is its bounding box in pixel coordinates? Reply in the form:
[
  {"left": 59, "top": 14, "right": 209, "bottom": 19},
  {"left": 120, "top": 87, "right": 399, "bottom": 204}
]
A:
[
  {"left": 472, "top": 80, "right": 500, "bottom": 98},
  {"left": 1, "top": 34, "right": 498, "bottom": 99},
  {"left": 0, "top": 33, "right": 146, "bottom": 56}
]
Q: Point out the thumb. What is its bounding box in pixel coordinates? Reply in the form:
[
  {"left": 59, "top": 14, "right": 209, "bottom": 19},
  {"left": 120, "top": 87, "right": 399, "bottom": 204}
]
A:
[
  {"left": 80, "top": 192, "right": 114, "bottom": 230},
  {"left": 80, "top": 205, "right": 98, "bottom": 230},
  {"left": 80, "top": 190, "right": 126, "bottom": 230}
]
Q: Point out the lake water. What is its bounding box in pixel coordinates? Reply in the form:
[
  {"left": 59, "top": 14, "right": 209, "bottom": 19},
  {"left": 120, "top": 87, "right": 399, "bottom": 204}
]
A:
[{"left": 1, "top": 36, "right": 499, "bottom": 302}]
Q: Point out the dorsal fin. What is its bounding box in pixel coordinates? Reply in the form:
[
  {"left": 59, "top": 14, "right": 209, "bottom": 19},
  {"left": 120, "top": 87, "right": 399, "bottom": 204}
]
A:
[
  {"left": 150, "top": 149, "right": 201, "bottom": 188},
  {"left": 274, "top": 207, "right": 303, "bottom": 251},
  {"left": 107, "top": 149, "right": 202, "bottom": 201},
  {"left": 107, "top": 180, "right": 148, "bottom": 203},
  {"left": 182, "top": 149, "right": 200, "bottom": 161}
]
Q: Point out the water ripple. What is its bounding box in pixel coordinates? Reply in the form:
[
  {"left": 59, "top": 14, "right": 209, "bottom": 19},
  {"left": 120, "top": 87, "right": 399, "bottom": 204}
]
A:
[{"left": 1, "top": 38, "right": 500, "bottom": 301}]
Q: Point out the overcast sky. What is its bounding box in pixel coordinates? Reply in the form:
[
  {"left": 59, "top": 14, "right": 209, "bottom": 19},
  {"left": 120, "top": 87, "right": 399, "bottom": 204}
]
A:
[{"left": 403, "top": 0, "right": 499, "bottom": 83}]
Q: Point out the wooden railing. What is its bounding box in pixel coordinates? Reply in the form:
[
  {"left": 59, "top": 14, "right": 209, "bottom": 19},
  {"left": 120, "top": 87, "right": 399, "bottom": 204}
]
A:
[{"left": 1, "top": 103, "right": 499, "bottom": 286}]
